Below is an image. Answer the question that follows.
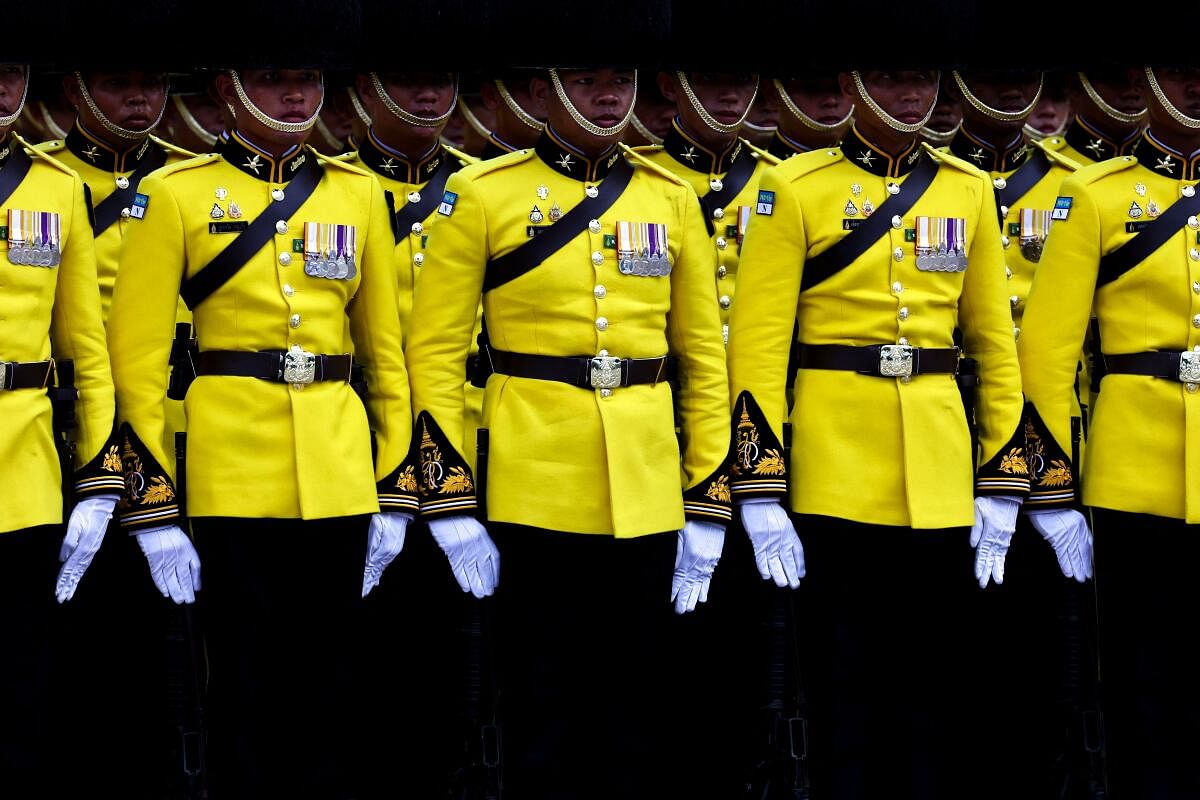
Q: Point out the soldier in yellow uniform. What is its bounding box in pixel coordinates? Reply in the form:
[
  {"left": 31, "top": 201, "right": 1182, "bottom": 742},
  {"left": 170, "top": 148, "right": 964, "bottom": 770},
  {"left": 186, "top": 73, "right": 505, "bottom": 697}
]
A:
[
  {"left": 1019, "top": 65, "right": 1200, "bottom": 799},
  {"left": 1051, "top": 68, "right": 1146, "bottom": 167},
  {"left": 739, "top": 88, "right": 779, "bottom": 149},
  {"left": 637, "top": 70, "right": 769, "bottom": 343},
  {"left": 729, "top": 68, "right": 1028, "bottom": 797},
  {"left": 406, "top": 64, "right": 731, "bottom": 799},
  {"left": 920, "top": 73, "right": 963, "bottom": 147},
  {"left": 477, "top": 69, "right": 546, "bottom": 159},
  {"left": 106, "top": 63, "right": 420, "bottom": 797},
  {"left": 161, "top": 73, "right": 225, "bottom": 154},
  {"left": 626, "top": 73, "right": 676, "bottom": 147},
  {"left": 0, "top": 62, "right": 124, "bottom": 793},
  {"left": 763, "top": 74, "right": 853, "bottom": 160}
]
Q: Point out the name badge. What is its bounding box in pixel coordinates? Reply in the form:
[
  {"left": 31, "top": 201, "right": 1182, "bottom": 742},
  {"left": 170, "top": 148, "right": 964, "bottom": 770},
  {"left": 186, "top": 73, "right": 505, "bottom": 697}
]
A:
[
  {"left": 303, "top": 221, "right": 358, "bottom": 280},
  {"left": 914, "top": 216, "right": 967, "bottom": 272},
  {"left": 7, "top": 209, "right": 61, "bottom": 267},
  {"left": 615, "top": 220, "right": 671, "bottom": 277}
]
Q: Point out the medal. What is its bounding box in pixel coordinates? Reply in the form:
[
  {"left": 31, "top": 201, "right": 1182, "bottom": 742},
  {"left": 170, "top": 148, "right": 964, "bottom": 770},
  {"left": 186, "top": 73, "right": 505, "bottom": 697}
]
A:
[
  {"left": 536, "top": 185, "right": 549, "bottom": 200},
  {"left": 7, "top": 209, "right": 61, "bottom": 268},
  {"left": 862, "top": 198, "right": 875, "bottom": 217},
  {"left": 844, "top": 199, "right": 859, "bottom": 216},
  {"left": 1019, "top": 208, "right": 1052, "bottom": 263},
  {"left": 915, "top": 216, "right": 967, "bottom": 272},
  {"left": 549, "top": 203, "right": 563, "bottom": 222},
  {"left": 529, "top": 205, "right": 544, "bottom": 224},
  {"left": 1128, "top": 201, "right": 1143, "bottom": 219},
  {"left": 304, "top": 222, "right": 358, "bottom": 280},
  {"left": 210, "top": 203, "right": 224, "bottom": 219},
  {"left": 615, "top": 220, "right": 671, "bottom": 277},
  {"left": 228, "top": 201, "right": 243, "bottom": 219}
]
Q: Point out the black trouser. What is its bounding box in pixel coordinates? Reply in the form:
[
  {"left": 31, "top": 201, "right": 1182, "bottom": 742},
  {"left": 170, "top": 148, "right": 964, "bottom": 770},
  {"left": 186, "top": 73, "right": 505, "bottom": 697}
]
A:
[
  {"left": 0, "top": 526, "right": 58, "bottom": 794},
  {"left": 490, "top": 524, "right": 677, "bottom": 800},
  {"left": 357, "top": 521, "right": 464, "bottom": 799},
  {"left": 1094, "top": 509, "right": 1200, "bottom": 800},
  {"left": 191, "top": 515, "right": 367, "bottom": 799},
  {"left": 796, "top": 516, "right": 975, "bottom": 800}
]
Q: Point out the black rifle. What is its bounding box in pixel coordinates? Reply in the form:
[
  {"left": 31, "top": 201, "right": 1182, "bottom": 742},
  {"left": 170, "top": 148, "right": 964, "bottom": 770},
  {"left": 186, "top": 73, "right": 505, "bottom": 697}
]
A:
[
  {"left": 745, "top": 422, "right": 810, "bottom": 800},
  {"left": 48, "top": 359, "right": 79, "bottom": 518},
  {"left": 168, "top": 323, "right": 198, "bottom": 401},
  {"left": 166, "top": 431, "right": 208, "bottom": 799},
  {"left": 451, "top": 428, "right": 503, "bottom": 800}
]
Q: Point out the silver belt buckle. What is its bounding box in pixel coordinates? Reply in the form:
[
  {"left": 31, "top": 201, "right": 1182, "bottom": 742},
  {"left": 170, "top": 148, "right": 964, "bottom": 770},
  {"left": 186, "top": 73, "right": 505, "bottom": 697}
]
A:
[
  {"left": 283, "top": 345, "right": 317, "bottom": 389},
  {"left": 0, "top": 361, "right": 9, "bottom": 391},
  {"left": 879, "top": 344, "right": 914, "bottom": 379},
  {"left": 1180, "top": 350, "right": 1200, "bottom": 384},
  {"left": 589, "top": 351, "right": 622, "bottom": 390}
]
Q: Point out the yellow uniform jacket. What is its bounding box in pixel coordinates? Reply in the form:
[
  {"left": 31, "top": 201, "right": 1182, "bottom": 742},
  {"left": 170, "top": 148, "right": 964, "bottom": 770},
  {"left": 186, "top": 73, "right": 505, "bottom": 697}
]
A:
[
  {"left": 637, "top": 120, "right": 774, "bottom": 343},
  {"left": 1050, "top": 115, "right": 1142, "bottom": 168},
  {"left": 765, "top": 130, "right": 820, "bottom": 162},
  {"left": 1, "top": 134, "right": 124, "bottom": 533},
  {"left": 1019, "top": 132, "right": 1200, "bottom": 521},
  {"left": 406, "top": 127, "right": 732, "bottom": 536},
  {"left": 107, "top": 131, "right": 418, "bottom": 530},
  {"left": 728, "top": 126, "right": 1028, "bottom": 529}
]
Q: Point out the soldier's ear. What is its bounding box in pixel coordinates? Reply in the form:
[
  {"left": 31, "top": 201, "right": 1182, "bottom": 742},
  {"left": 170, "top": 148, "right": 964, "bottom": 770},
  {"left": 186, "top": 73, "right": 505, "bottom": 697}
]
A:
[
  {"left": 529, "top": 75, "right": 550, "bottom": 108},
  {"left": 213, "top": 72, "right": 239, "bottom": 111},
  {"left": 657, "top": 71, "right": 677, "bottom": 105},
  {"left": 62, "top": 73, "right": 82, "bottom": 111},
  {"left": 836, "top": 72, "right": 856, "bottom": 102},
  {"left": 480, "top": 80, "right": 501, "bottom": 111}
]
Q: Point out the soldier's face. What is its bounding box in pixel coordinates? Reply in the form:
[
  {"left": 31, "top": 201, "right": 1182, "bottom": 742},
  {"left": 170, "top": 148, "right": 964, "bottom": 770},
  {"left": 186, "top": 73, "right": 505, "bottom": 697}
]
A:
[
  {"left": 776, "top": 77, "right": 853, "bottom": 127},
  {"left": 0, "top": 65, "right": 26, "bottom": 134},
  {"left": 76, "top": 71, "right": 168, "bottom": 133},
  {"left": 633, "top": 82, "right": 677, "bottom": 138},
  {"left": 957, "top": 70, "right": 1043, "bottom": 122},
  {"left": 542, "top": 68, "right": 636, "bottom": 146},
  {"left": 220, "top": 69, "right": 323, "bottom": 149},
  {"left": 1148, "top": 67, "right": 1200, "bottom": 130},
  {"left": 1078, "top": 68, "right": 1147, "bottom": 118},
  {"left": 372, "top": 71, "right": 457, "bottom": 123},
  {"left": 674, "top": 72, "right": 758, "bottom": 133},
  {"left": 852, "top": 70, "right": 939, "bottom": 127}
]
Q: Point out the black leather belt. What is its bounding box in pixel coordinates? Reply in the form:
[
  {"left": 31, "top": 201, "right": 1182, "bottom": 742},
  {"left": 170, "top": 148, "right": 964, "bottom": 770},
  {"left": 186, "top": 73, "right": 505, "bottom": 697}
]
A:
[
  {"left": 796, "top": 344, "right": 961, "bottom": 377},
  {"left": 1103, "top": 351, "right": 1200, "bottom": 383},
  {"left": 195, "top": 350, "right": 352, "bottom": 383},
  {"left": 488, "top": 349, "right": 676, "bottom": 389},
  {"left": 1, "top": 359, "right": 55, "bottom": 390}
]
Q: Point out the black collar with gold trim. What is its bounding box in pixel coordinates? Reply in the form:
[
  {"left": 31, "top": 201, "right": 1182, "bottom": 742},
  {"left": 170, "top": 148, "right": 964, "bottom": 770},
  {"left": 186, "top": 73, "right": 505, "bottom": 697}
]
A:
[
  {"left": 481, "top": 134, "right": 521, "bottom": 161},
  {"left": 841, "top": 126, "right": 923, "bottom": 178},
  {"left": 358, "top": 130, "right": 447, "bottom": 184},
  {"left": 0, "top": 136, "right": 14, "bottom": 170},
  {"left": 65, "top": 122, "right": 154, "bottom": 173},
  {"left": 1137, "top": 131, "right": 1200, "bottom": 181},
  {"left": 1064, "top": 115, "right": 1141, "bottom": 162},
  {"left": 534, "top": 127, "right": 622, "bottom": 182},
  {"left": 949, "top": 127, "right": 1031, "bottom": 174},
  {"left": 219, "top": 131, "right": 309, "bottom": 183},
  {"left": 662, "top": 118, "right": 743, "bottom": 175},
  {"left": 768, "top": 130, "right": 812, "bottom": 160}
]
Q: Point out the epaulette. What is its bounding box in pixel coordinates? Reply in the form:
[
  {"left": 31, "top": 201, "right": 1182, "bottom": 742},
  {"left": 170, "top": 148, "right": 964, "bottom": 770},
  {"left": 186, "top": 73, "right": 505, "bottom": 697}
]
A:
[
  {"left": 773, "top": 146, "right": 843, "bottom": 182},
  {"left": 1069, "top": 153, "right": 1140, "bottom": 186},
  {"left": 326, "top": 151, "right": 358, "bottom": 163},
  {"left": 15, "top": 133, "right": 78, "bottom": 178},
  {"left": 150, "top": 134, "right": 199, "bottom": 160},
  {"left": 150, "top": 152, "right": 221, "bottom": 179},
  {"left": 443, "top": 143, "right": 479, "bottom": 167},
  {"left": 1037, "top": 134, "right": 1067, "bottom": 153},
  {"left": 1034, "top": 138, "right": 1083, "bottom": 172},
  {"left": 32, "top": 138, "right": 65, "bottom": 154},
  {"left": 629, "top": 143, "right": 664, "bottom": 156},
  {"left": 457, "top": 146, "right": 535, "bottom": 181},
  {"left": 741, "top": 138, "right": 782, "bottom": 167},
  {"left": 923, "top": 142, "right": 989, "bottom": 180},
  {"left": 620, "top": 143, "right": 690, "bottom": 188},
  {"left": 313, "top": 147, "right": 373, "bottom": 177}
]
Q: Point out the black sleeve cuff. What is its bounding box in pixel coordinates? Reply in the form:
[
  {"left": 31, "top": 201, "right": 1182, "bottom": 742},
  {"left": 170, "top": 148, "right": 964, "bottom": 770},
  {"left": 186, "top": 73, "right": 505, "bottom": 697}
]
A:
[
  {"left": 376, "top": 457, "right": 421, "bottom": 514},
  {"left": 729, "top": 390, "right": 788, "bottom": 502},
  {"left": 414, "top": 411, "right": 478, "bottom": 521},
  {"left": 73, "top": 426, "right": 126, "bottom": 499},
  {"left": 1022, "top": 402, "right": 1076, "bottom": 509},
  {"left": 114, "top": 423, "right": 180, "bottom": 531},
  {"left": 683, "top": 465, "right": 733, "bottom": 525},
  {"left": 975, "top": 412, "right": 1032, "bottom": 499}
]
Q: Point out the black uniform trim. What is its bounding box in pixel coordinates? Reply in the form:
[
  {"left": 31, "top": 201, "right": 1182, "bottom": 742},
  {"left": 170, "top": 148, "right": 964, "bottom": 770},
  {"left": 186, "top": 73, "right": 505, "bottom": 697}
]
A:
[
  {"left": 949, "top": 127, "right": 1032, "bottom": 174},
  {"left": 1064, "top": 115, "right": 1141, "bottom": 163},
  {"left": 413, "top": 411, "right": 478, "bottom": 520},
  {"left": 767, "top": 130, "right": 812, "bottom": 160},
  {"left": 481, "top": 134, "right": 520, "bottom": 161},
  {"left": 1020, "top": 403, "right": 1075, "bottom": 507},
  {"left": 729, "top": 391, "right": 788, "bottom": 501},
  {"left": 65, "top": 122, "right": 156, "bottom": 173},
  {"left": 1136, "top": 130, "right": 1200, "bottom": 182},
  {"left": 390, "top": 155, "right": 458, "bottom": 244},
  {"left": 976, "top": 417, "right": 1032, "bottom": 499},
  {"left": 357, "top": 129, "right": 447, "bottom": 184},
  {"left": 840, "top": 125, "right": 923, "bottom": 178},
  {"left": 1097, "top": 179, "right": 1200, "bottom": 288},
  {"left": 682, "top": 462, "right": 734, "bottom": 524},
  {"left": 993, "top": 148, "right": 1053, "bottom": 227},
  {"left": 219, "top": 131, "right": 310, "bottom": 183},
  {"left": 115, "top": 423, "right": 180, "bottom": 531},
  {"left": 92, "top": 145, "right": 168, "bottom": 236},
  {"left": 73, "top": 427, "right": 127, "bottom": 499},
  {"left": 376, "top": 455, "right": 421, "bottom": 515},
  {"left": 662, "top": 118, "right": 742, "bottom": 175},
  {"left": 534, "top": 126, "right": 622, "bottom": 182}
]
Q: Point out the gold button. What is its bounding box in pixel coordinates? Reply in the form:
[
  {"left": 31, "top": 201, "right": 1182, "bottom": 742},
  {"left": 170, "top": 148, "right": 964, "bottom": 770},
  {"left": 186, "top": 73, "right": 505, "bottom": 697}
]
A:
[
  {"left": 891, "top": 215, "right": 902, "bottom": 229},
  {"left": 275, "top": 220, "right": 288, "bottom": 234},
  {"left": 289, "top": 314, "right": 301, "bottom": 328},
  {"left": 1001, "top": 236, "right": 1011, "bottom": 248},
  {"left": 999, "top": 205, "right": 1009, "bottom": 218},
  {"left": 1192, "top": 281, "right": 1200, "bottom": 294},
  {"left": 588, "top": 219, "right": 601, "bottom": 234},
  {"left": 413, "top": 252, "right": 425, "bottom": 266},
  {"left": 1191, "top": 248, "right": 1200, "bottom": 262},
  {"left": 893, "top": 247, "right": 904, "bottom": 262},
  {"left": 600, "top": 388, "right": 613, "bottom": 398},
  {"left": 585, "top": 186, "right": 599, "bottom": 198},
  {"left": 1014, "top": 326, "right": 1022, "bottom": 339},
  {"left": 898, "top": 307, "right": 909, "bottom": 320},
  {"left": 591, "top": 251, "right": 604, "bottom": 265},
  {"left": 717, "top": 265, "right": 727, "bottom": 278},
  {"left": 1005, "top": 266, "right": 1013, "bottom": 279},
  {"left": 407, "top": 191, "right": 421, "bottom": 203},
  {"left": 719, "top": 295, "right": 732, "bottom": 309},
  {"left": 120, "top": 208, "right": 131, "bottom": 218},
  {"left": 115, "top": 176, "right": 130, "bottom": 190},
  {"left": 898, "top": 336, "right": 909, "bottom": 346},
  {"left": 1190, "top": 216, "right": 1200, "bottom": 230},
  {"left": 1192, "top": 314, "right": 1200, "bottom": 329},
  {"left": 411, "top": 221, "right": 423, "bottom": 235},
  {"left": 278, "top": 252, "right": 292, "bottom": 266},
  {"left": 1185, "top": 186, "right": 1196, "bottom": 198},
  {"left": 596, "top": 317, "right": 609, "bottom": 331},
  {"left": 710, "top": 178, "right": 723, "bottom": 192},
  {"left": 891, "top": 281, "right": 903, "bottom": 293},
  {"left": 594, "top": 284, "right": 606, "bottom": 298},
  {"left": 886, "top": 183, "right": 900, "bottom": 195},
  {"left": 283, "top": 283, "right": 294, "bottom": 297},
  {"left": 712, "top": 208, "right": 724, "bottom": 220},
  {"left": 994, "top": 178, "right": 1007, "bottom": 190},
  {"left": 1010, "top": 295, "right": 1020, "bottom": 308},
  {"left": 716, "top": 237, "right": 727, "bottom": 250},
  {"left": 272, "top": 189, "right": 285, "bottom": 202}
]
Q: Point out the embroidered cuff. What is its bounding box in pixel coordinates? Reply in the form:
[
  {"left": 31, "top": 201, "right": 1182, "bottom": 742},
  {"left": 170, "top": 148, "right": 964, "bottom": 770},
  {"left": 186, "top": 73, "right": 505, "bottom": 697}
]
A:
[
  {"left": 115, "top": 423, "right": 180, "bottom": 531},
  {"left": 413, "top": 411, "right": 478, "bottom": 520},
  {"left": 73, "top": 426, "right": 127, "bottom": 498},
  {"left": 729, "top": 391, "right": 788, "bottom": 501}
]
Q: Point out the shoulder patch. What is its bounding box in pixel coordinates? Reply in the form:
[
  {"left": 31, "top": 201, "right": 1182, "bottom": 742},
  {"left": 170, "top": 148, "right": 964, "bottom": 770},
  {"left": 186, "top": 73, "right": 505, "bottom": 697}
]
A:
[
  {"left": 443, "top": 143, "right": 479, "bottom": 167},
  {"left": 1071, "top": 154, "right": 1139, "bottom": 187},
  {"left": 1035, "top": 138, "right": 1082, "bottom": 172},
  {"left": 456, "top": 146, "right": 535, "bottom": 181},
  {"left": 150, "top": 134, "right": 200, "bottom": 160},
  {"left": 924, "top": 142, "right": 989, "bottom": 180},
  {"left": 314, "top": 148, "right": 373, "bottom": 177},
  {"left": 152, "top": 152, "right": 221, "bottom": 180},
  {"left": 438, "top": 190, "right": 458, "bottom": 216},
  {"left": 755, "top": 189, "right": 775, "bottom": 215},
  {"left": 773, "top": 146, "right": 843, "bottom": 182},
  {"left": 17, "top": 134, "right": 78, "bottom": 178},
  {"left": 740, "top": 138, "right": 781, "bottom": 166},
  {"left": 620, "top": 143, "right": 690, "bottom": 188},
  {"left": 1051, "top": 196, "right": 1073, "bottom": 220},
  {"left": 31, "top": 138, "right": 65, "bottom": 154}
]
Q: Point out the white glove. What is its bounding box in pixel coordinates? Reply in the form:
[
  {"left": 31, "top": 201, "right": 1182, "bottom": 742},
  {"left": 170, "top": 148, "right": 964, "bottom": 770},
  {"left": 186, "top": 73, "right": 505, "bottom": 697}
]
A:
[
  {"left": 671, "top": 521, "right": 725, "bottom": 615},
  {"left": 739, "top": 498, "right": 805, "bottom": 589},
  {"left": 428, "top": 515, "right": 500, "bottom": 599},
  {"left": 970, "top": 495, "right": 1021, "bottom": 588},
  {"left": 135, "top": 525, "right": 202, "bottom": 604},
  {"left": 55, "top": 494, "right": 119, "bottom": 603},
  {"left": 1027, "top": 508, "right": 1094, "bottom": 583},
  {"left": 362, "top": 512, "right": 411, "bottom": 597}
]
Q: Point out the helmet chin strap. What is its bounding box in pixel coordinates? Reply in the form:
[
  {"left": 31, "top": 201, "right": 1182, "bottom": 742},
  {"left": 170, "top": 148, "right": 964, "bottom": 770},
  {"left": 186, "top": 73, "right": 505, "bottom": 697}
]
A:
[
  {"left": 229, "top": 69, "right": 323, "bottom": 134},
  {"left": 773, "top": 79, "right": 853, "bottom": 133},
  {"left": 369, "top": 72, "right": 458, "bottom": 127},
  {"left": 953, "top": 70, "right": 1043, "bottom": 124},
  {"left": 850, "top": 71, "right": 937, "bottom": 134},
  {"left": 1144, "top": 67, "right": 1200, "bottom": 130},
  {"left": 495, "top": 79, "right": 544, "bottom": 132},
  {"left": 172, "top": 95, "right": 218, "bottom": 147},
  {"left": 676, "top": 71, "right": 758, "bottom": 135},
  {"left": 74, "top": 71, "right": 167, "bottom": 140},
  {"left": 548, "top": 68, "right": 637, "bottom": 138},
  {"left": 0, "top": 65, "right": 29, "bottom": 129},
  {"left": 1078, "top": 72, "right": 1146, "bottom": 125}
]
